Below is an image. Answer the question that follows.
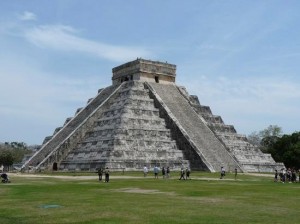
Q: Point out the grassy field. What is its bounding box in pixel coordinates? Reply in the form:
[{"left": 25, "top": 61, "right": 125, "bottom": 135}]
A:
[{"left": 0, "top": 171, "right": 299, "bottom": 224}]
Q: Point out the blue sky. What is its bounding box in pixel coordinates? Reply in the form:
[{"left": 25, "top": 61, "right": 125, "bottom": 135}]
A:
[{"left": 1, "top": 0, "right": 300, "bottom": 145}]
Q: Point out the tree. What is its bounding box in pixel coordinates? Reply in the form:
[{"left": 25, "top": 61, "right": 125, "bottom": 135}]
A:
[
  {"left": 0, "top": 149, "right": 14, "bottom": 167},
  {"left": 258, "top": 125, "right": 281, "bottom": 151},
  {"left": 247, "top": 125, "right": 282, "bottom": 152},
  {"left": 270, "top": 132, "right": 300, "bottom": 169},
  {"left": 247, "top": 131, "right": 261, "bottom": 147},
  {"left": 259, "top": 125, "right": 282, "bottom": 138},
  {"left": 248, "top": 125, "right": 300, "bottom": 169},
  {"left": 0, "top": 142, "right": 32, "bottom": 167}
]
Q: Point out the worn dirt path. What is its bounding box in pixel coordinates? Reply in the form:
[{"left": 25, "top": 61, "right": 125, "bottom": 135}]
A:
[{"left": 8, "top": 172, "right": 273, "bottom": 181}]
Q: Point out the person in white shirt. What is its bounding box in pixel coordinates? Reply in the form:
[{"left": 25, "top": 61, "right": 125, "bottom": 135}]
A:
[{"left": 143, "top": 166, "right": 148, "bottom": 177}]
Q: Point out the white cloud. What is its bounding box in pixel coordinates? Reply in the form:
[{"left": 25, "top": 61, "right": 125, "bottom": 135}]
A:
[
  {"left": 0, "top": 43, "right": 111, "bottom": 144},
  {"left": 190, "top": 75, "right": 300, "bottom": 101},
  {"left": 19, "top": 11, "right": 37, "bottom": 21},
  {"left": 183, "top": 75, "right": 300, "bottom": 134},
  {"left": 24, "top": 25, "right": 153, "bottom": 62},
  {"left": 0, "top": 57, "right": 97, "bottom": 121}
]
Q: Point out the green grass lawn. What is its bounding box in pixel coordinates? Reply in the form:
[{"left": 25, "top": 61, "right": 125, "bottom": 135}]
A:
[{"left": 0, "top": 172, "right": 299, "bottom": 224}]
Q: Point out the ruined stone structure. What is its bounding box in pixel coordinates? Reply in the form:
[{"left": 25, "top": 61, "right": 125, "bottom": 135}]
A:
[{"left": 22, "top": 59, "right": 284, "bottom": 172}]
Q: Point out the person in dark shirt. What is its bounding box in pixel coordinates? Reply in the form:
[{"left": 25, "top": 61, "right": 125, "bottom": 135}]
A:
[
  {"left": 104, "top": 167, "right": 110, "bottom": 183},
  {"left": 186, "top": 168, "right": 191, "bottom": 180},
  {"left": 274, "top": 169, "right": 278, "bottom": 182},
  {"left": 97, "top": 168, "right": 103, "bottom": 181},
  {"left": 179, "top": 168, "right": 185, "bottom": 180},
  {"left": 1, "top": 173, "right": 9, "bottom": 183}
]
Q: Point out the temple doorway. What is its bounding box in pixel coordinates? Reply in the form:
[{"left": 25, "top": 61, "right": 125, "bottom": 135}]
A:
[{"left": 52, "top": 162, "right": 58, "bottom": 171}]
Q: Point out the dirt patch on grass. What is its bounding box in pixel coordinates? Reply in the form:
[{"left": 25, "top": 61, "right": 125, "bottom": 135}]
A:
[
  {"left": 114, "top": 187, "right": 176, "bottom": 196},
  {"left": 245, "top": 173, "right": 273, "bottom": 177},
  {"left": 183, "top": 196, "right": 228, "bottom": 204},
  {"left": 0, "top": 188, "right": 8, "bottom": 193},
  {"left": 9, "top": 173, "right": 142, "bottom": 180},
  {"left": 115, "top": 188, "right": 229, "bottom": 204}
]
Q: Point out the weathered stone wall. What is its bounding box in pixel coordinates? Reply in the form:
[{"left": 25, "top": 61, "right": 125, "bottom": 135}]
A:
[
  {"left": 187, "top": 93, "right": 285, "bottom": 172},
  {"left": 22, "top": 84, "right": 121, "bottom": 171},
  {"left": 58, "top": 81, "right": 189, "bottom": 171},
  {"left": 112, "top": 59, "right": 176, "bottom": 85}
]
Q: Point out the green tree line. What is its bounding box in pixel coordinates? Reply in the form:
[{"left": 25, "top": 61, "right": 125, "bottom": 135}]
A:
[
  {"left": 0, "top": 142, "right": 32, "bottom": 168},
  {"left": 248, "top": 125, "right": 300, "bottom": 169}
]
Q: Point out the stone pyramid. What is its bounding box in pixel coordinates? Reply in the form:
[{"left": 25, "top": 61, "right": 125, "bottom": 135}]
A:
[{"left": 22, "top": 59, "right": 284, "bottom": 172}]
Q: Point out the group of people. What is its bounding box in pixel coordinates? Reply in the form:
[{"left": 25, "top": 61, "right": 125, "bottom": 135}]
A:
[
  {"left": 146, "top": 165, "right": 171, "bottom": 179},
  {"left": 95, "top": 165, "right": 300, "bottom": 184},
  {"left": 219, "top": 167, "right": 239, "bottom": 180},
  {"left": 274, "top": 168, "right": 300, "bottom": 183},
  {"left": 143, "top": 165, "right": 191, "bottom": 180},
  {"left": 97, "top": 167, "right": 110, "bottom": 183},
  {"left": 179, "top": 167, "right": 191, "bottom": 180},
  {"left": 161, "top": 166, "right": 171, "bottom": 179}
]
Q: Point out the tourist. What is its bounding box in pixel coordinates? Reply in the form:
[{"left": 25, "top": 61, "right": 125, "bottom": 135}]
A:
[
  {"left": 162, "top": 167, "right": 166, "bottom": 179},
  {"left": 279, "top": 169, "right": 283, "bottom": 182},
  {"left": 154, "top": 165, "right": 159, "bottom": 179},
  {"left": 143, "top": 165, "right": 148, "bottom": 177},
  {"left": 179, "top": 167, "right": 185, "bottom": 180},
  {"left": 291, "top": 169, "right": 297, "bottom": 183},
  {"left": 274, "top": 169, "right": 278, "bottom": 182},
  {"left": 220, "top": 167, "right": 225, "bottom": 179},
  {"left": 166, "top": 167, "right": 170, "bottom": 178},
  {"left": 234, "top": 168, "right": 238, "bottom": 180},
  {"left": 186, "top": 167, "right": 191, "bottom": 180},
  {"left": 281, "top": 168, "right": 286, "bottom": 183},
  {"left": 97, "top": 168, "right": 103, "bottom": 181},
  {"left": 1, "top": 173, "right": 9, "bottom": 183},
  {"left": 104, "top": 167, "right": 110, "bottom": 182},
  {"left": 287, "top": 168, "right": 291, "bottom": 182}
]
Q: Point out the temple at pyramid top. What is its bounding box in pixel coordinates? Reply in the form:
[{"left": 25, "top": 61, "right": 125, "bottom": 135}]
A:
[{"left": 112, "top": 58, "right": 176, "bottom": 85}]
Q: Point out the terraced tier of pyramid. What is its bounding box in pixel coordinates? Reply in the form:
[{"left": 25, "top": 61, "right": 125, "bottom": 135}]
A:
[{"left": 22, "top": 59, "right": 284, "bottom": 172}]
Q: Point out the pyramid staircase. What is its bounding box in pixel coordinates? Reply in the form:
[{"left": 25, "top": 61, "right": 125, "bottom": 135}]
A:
[
  {"left": 180, "top": 90, "right": 285, "bottom": 172},
  {"left": 146, "top": 82, "right": 241, "bottom": 172}
]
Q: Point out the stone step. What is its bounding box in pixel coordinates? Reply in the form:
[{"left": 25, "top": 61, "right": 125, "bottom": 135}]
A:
[
  {"left": 216, "top": 132, "right": 248, "bottom": 141},
  {"left": 118, "top": 88, "right": 150, "bottom": 98},
  {"left": 93, "top": 119, "right": 167, "bottom": 130},
  {"left": 148, "top": 82, "right": 240, "bottom": 172},
  {"left": 208, "top": 123, "right": 236, "bottom": 133},
  {"left": 192, "top": 105, "right": 212, "bottom": 115},
  {"left": 102, "top": 105, "right": 160, "bottom": 116},
  {"left": 86, "top": 130, "right": 173, "bottom": 141},
  {"left": 97, "top": 114, "right": 166, "bottom": 123},
  {"left": 79, "top": 137, "right": 177, "bottom": 145},
  {"left": 201, "top": 114, "right": 224, "bottom": 124},
  {"left": 109, "top": 97, "right": 155, "bottom": 108},
  {"left": 66, "top": 151, "right": 185, "bottom": 162}
]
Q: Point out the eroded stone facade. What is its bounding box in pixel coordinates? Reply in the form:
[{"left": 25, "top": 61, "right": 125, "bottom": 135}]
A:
[{"left": 22, "top": 59, "right": 284, "bottom": 172}]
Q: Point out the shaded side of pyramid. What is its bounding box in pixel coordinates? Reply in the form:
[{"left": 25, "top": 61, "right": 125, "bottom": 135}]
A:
[{"left": 170, "top": 86, "right": 285, "bottom": 172}]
